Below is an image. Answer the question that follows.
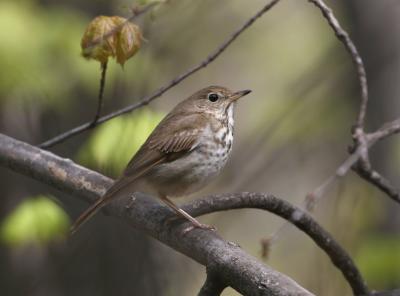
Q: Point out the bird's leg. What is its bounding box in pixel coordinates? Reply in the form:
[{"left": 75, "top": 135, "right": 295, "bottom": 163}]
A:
[{"left": 159, "top": 195, "right": 215, "bottom": 231}]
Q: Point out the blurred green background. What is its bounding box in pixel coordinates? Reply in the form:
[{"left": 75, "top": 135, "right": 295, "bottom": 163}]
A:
[{"left": 0, "top": 0, "right": 399, "bottom": 295}]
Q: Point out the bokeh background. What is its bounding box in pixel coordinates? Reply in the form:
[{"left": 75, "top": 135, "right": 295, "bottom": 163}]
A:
[{"left": 0, "top": 0, "right": 399, "bottom": 295}]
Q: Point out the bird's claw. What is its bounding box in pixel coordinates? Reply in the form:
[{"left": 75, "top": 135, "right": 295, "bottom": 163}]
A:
[
  {"left": 182, "top": 223, "right": 216, "bottom": 234},
  {"left": 164, "top": 216, "right": 216, "bottom": 234}
]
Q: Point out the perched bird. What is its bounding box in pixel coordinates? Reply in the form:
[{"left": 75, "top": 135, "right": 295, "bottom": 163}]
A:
[{"left": 70, "top": 85, "right": 251, "bottom": 234}]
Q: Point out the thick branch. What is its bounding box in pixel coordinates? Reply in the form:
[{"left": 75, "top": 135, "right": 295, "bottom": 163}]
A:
[
  {"left": 39, "top": 0, "right": 282, "bottom": 148},
  {"left": 0, "top": 133, "right": 312, "bottom": 296},
  {"left": 198, "top": 269, "right": 226, "bottom": 296}
]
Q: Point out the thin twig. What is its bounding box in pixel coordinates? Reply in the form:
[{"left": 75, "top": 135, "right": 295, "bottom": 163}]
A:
[
  {"left": 303, "top": 1, "right": 400, "bottom": 208},
  {"left": 39, "top": 0, "right": 282, "bottom": 148},
  {"left": 305, "top": 144, "right": 366, "bottom": 208},
  {"left": 368, "top": 118, "right": 400, "bottom": 142},
  {"left": 131, "top": 1, "right": 162, "bottom": 18},
  {"left": 354, "top": 166, "right": 400, "bottom": 203},
  {"left": 263, "top": 115, "right": 400, "bottom": 257},
  {"left": 265, "top": 0, "right": 372, "bottom": 216},
  {"left": 308, "top": 0, "right": 369, "bottom": 130},
  {"left": 308, "top": 117, "right": 400, "bottom": 206},
  {"left": 91, "top": 61, "right": 108, "bottom": 125}
]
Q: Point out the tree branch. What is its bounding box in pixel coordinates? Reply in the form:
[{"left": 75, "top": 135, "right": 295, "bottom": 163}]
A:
[
  {"left": 198, "top": 269, "right": 227, "bottom": 296},
  {"left": 368, "top": 118, "right": 400, "bottom": 142},
  {"left": 0, "top": 133, "right": 313, "bottom": 296},
  {"left": 91, "top": 61, "right": 108, "bottom": 125},
  {"left": 299, "top": 0, "right": 399, "bottom": 210},
  {"left": 353, "top": 165, "right": 400, "bottom": 203},
  {"left": 181, "top": 193, "right": 370, "bottom": 296},
  {"left": 307, "top": 0, "right": 400, "bottom": 206},
  {"left": 39, "top": 0, "right": 282, "bottom": 149},
  {"left": 308, "top": 0, "right": 368, "bottom": 130}
]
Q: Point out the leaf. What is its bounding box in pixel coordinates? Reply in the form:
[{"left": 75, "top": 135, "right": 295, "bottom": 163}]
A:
[
  {"left": 78, "top": 109, "right": 164, "bottom": 175},
  {"left": 81, "top": 15, "right": 142, "bottom": 66},
  {"left": 81, "top": 16, "right": 117, "bottom": 63},
  {"left": 113, "top": 17, "right": 142, "bottom": 66},
  {"left": 0, "top": 196, "right": 70, "bottom": 247}
]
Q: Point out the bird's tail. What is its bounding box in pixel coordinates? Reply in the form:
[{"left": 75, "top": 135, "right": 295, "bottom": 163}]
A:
[
  {"left": 70, "top": 175, "right": 137, "bottom": 235},
  {"left": 70, "top": 194, "right": 114, "bottom": 235}
]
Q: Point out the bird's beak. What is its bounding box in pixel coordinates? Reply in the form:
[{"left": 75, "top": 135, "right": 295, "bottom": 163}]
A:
[{"left": 229, "top": 89, "right": 252, "bottom": 102}]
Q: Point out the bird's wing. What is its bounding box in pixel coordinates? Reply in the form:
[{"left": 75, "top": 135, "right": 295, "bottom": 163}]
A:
[
  {"left": 70, "top": 113, "right": 206, "bottom": 235},
  {"left": 110, "top": 112, "right": 206, "bottom": 193},
  {"left": 122, "top": 112, "right": 205, "bottom": 177}
]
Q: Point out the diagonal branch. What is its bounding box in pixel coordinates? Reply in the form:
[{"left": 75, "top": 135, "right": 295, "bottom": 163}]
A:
[
  {"left": 0, "top": 133, "right": 313, "bottom": 296},
  {"left": 39, "top": 0, "right": 282, "bottom": 149},
  {"left": 354, "top": 165, "right": 400, "bottom": 203}
]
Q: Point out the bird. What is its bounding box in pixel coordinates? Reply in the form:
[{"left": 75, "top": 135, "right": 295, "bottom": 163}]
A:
[{"left": 70, "top": 85, "right": 251, "bottom": 234}]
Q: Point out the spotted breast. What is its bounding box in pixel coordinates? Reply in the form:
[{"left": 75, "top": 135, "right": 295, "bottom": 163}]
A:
[{"left": 145, "top": 103, "right": 235, "bottom": 197}]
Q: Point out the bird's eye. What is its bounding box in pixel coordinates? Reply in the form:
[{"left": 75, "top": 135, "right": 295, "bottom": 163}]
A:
[{"left": 208, "top": 93, "right": 219, "bottom": 102}]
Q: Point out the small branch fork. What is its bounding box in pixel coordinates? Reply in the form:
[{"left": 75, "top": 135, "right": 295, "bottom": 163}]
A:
[{"left": 39, "top": 0, "right": 282, "bottom": 149}]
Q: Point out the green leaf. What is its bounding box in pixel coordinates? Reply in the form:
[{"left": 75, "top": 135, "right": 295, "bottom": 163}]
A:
[
  {"left": 1, "top": 196, "right": 70, "bottom": 247},
  {"left": 78, "top": 109, "right": 164, "bottom": 175}
]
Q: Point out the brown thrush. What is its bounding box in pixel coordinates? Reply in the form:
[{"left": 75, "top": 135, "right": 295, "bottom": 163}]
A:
[{"left": 70, "top": 86, "right": 251, "bottom": 234}]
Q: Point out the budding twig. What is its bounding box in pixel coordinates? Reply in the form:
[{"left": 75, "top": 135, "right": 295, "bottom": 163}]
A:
[{"left": 91, "top": 61, "right": 108, "bottom": 125}]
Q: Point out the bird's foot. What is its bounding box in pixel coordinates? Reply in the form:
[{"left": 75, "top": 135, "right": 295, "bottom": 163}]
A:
[
  {"left": 182, "top": 222, "right": 216, "bottom": 234},
  {"left": 165, "top": 216, "right": 216, "bottom": 234}
]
